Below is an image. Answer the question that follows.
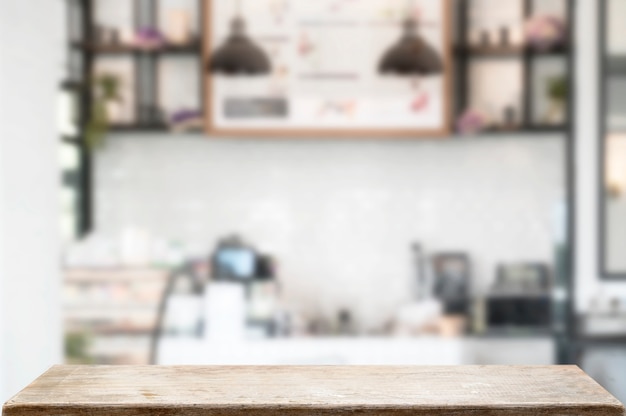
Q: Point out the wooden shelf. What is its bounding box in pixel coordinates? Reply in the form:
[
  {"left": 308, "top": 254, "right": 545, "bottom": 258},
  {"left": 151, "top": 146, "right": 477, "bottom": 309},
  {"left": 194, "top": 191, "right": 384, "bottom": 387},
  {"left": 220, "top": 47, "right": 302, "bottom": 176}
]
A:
[
  {"left": 575, "top": 335, "right": 626, "bottom": 346},
  {"left": 66, "top": 320, "right": 156, "bottom": 335},
  {"left": 109, "top": 123, "right": 203, "bottom": 134},
  {"left": 65, "top": 268, "right": 168, "bottom": 283},
  {"left": 110, "top": 123, "right": 169, "bottom": 132},
  {"left": 71, "top": 41, "right": 201, "bottom": 55},
  {"left": 525, "top": 123, "right": 569, "bottom": 132},
  {"left": 71, "top": 325, "right": 155, "bottom": 337},
  {"left": 607, "top": 56, "right": 626, "bottom": 75},
  {"left": 107, "top": 124, "right": 566, "bottom": 136},
  {"left": 64, "top": 303, "right": 158, "bottom": 310},
  {"left": 464, "top": 124, "right": 568, "bottom": 136},
  {"left": 455, "top": 45, "right": 569, "bottom": 58}
]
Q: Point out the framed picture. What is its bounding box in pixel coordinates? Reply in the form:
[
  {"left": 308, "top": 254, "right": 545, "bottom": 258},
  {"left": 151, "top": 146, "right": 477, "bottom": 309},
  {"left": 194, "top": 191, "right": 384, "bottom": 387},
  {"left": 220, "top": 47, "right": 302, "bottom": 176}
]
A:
[{"left": 203, "top": 0, "right": 453, "bottom": 137}]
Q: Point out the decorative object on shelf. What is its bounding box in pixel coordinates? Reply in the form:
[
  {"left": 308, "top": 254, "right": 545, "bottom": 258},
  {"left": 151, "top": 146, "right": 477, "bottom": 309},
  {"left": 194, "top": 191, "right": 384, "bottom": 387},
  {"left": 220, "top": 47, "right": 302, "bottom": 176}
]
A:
[
  {"left": 467, "top": 28, "right": 488, "bottom": 47},
  {"left": 503, "top": 105, "right": 518, "bottom": 128},
  {"left": 169, "top": 109, "right": 204, "bottom": 132},
  {"left": 209, "top": 0, "right": 271, "bottom": 75},
  {"left": 543, "top": 75, "right": 568, "bottom": 125},
  {"left": 606, "top": 135, "right": 626, "bottom": 199},
  {"left": 378, "top": 8, "right": 443, "bottom": 75},
  {"left": 466, "top": 25, "right": 521, "bottom": 50},
  {"left": 95, "top": 26, "right": 120, "bottom": 45},
  {"left": 524, "top": 14, "right": 566, "bottom": 51},
  {"left": 166, "top": 10, "right": 193, "bottom": 45},
  {"left": 86, "top": 73, "right": 122, "bottom": 149},
  {"left": 499, "top": 26, "right": 509, "bottom": 47},
  {"left": 479, "top": 29, "right": 490, "bottom": 46},
  {"left": 606, "top": 182, "right": 623, "bottom": 199},
  {"left": 134, "top": 27, "right": 167, "bottom": 49},
  {"left": 110, "top": 29, "right": 120, "bottom": 45},
  {"left": 120, "top": 28, "right": 135, "bottom": 45},
  {"left": 139, "top": 105, "right": 165, "bottom": 125},
  {"left": 456, "top": 108, "right": 490, "bottom": 135}
]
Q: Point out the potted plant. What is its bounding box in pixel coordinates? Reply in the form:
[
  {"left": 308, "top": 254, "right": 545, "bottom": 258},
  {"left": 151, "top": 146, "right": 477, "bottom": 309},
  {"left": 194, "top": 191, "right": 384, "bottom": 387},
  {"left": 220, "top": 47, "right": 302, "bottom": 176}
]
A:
[
  {"left": 544, "top": 76, "right": 568, "bottom": 125},
  {"left": 86, "top": 73, "right": 122, "bottom": 149}
]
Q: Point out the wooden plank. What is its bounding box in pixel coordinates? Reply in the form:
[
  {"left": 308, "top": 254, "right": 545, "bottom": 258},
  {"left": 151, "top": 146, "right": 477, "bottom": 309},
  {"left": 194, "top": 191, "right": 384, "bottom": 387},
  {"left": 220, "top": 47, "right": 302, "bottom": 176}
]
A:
[
  {"left": 64, "top": 268, "right": 168, "bottom": 283},
  {"left": 3, "top": 366, "right": 624, "bottom": 416}
]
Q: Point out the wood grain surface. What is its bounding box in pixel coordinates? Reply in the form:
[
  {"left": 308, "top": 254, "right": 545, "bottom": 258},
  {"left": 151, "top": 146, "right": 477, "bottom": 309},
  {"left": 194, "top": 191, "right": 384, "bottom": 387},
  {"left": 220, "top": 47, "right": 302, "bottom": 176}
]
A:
[{"left": 3, "top": 366, "right": 624, "bottom": 416}]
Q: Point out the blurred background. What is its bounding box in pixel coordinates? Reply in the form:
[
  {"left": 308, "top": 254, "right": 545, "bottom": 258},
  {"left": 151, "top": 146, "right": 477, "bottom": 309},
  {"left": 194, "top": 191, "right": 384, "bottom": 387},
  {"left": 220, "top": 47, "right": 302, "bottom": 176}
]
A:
[{"left": 1, "top": 0, "right": 626, "bottom": 407}]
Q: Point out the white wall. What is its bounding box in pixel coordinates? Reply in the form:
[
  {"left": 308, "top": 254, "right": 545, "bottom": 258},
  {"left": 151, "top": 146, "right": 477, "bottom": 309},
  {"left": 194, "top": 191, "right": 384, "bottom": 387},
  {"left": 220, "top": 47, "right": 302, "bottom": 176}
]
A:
[
  {"left": 606, "top": 196, "right": 626, "bottom": 273},
  {"left": 575, "top": 0, "right": 626, "bottom": 311},
  {"left": 90, "top": 134, "right": 564, "bottom": 330},
  {"left": 0, "top": 0, "right": 63, "bottom": 402}
]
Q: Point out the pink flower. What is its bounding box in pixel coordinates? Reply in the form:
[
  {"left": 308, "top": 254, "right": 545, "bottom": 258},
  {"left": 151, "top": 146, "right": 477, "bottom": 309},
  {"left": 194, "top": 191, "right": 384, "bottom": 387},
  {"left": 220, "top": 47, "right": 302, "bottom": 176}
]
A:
[
  {"left": 457, "top": 109, "right": 490, "bottom": 135},
  {"left": 134, "top": 27, "right": 166, "bottom": 49},
  {"left": 525, "top": 15, "right": 566, "bottom": 51}
]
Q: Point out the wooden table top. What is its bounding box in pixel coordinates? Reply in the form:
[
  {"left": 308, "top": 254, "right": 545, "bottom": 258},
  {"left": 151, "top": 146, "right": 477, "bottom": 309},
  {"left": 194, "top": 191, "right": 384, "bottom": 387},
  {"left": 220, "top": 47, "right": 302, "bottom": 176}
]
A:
[{"left": 4, "top": 365, "right": 624, "bottom": 416}]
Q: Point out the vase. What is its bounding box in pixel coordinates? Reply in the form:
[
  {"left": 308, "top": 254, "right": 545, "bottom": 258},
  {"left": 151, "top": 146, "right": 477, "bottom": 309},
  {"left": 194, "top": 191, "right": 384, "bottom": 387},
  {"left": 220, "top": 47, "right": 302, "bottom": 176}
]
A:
[
  {"left": 543, "top": 98, "right": 565, "bottom": 125},
  {"left": 105, "top": 100, "right": 123, "bottom": 124}
]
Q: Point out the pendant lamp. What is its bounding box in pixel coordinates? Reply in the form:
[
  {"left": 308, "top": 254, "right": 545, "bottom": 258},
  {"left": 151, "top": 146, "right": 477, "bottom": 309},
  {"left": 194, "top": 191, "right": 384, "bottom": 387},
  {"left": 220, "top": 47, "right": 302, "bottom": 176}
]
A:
[
  {"left": 209, "top": 1, "right": 271, "bottom": 75},
  {"left": 379, "top": 15, "right": 443, "bottom": 76}
]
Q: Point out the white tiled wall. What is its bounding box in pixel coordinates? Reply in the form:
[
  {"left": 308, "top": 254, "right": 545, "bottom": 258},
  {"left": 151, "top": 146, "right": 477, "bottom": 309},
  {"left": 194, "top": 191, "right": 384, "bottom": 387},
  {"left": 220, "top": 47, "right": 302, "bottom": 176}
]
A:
[{"left": 94, "top": 134, "right": 564, "bottom": 330}]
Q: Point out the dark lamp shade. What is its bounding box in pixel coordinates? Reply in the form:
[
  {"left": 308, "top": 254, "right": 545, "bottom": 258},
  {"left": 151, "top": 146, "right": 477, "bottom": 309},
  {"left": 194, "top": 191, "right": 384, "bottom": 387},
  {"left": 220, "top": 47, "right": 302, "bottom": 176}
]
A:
[
  {"left": 209, "top": 17, "right": 271, "bottom": 75},
  {"left": 379, "top": 19, "right": 443, "bottom": 76}
]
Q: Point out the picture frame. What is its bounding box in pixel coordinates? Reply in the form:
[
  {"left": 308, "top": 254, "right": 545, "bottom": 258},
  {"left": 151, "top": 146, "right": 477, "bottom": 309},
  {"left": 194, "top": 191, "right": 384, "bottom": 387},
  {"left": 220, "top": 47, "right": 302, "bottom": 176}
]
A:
[{"left": 203, "top": 0, "right": 453, "bottom": 138}]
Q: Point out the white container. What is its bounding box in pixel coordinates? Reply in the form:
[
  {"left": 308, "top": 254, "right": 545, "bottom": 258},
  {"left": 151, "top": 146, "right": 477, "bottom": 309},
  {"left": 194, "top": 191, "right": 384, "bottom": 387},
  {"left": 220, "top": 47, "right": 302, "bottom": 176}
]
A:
[
  {"left": 166, "top": 10, "right": 191, "bottom": 45},
  {"left": 204, "top": 282, "right": 246, "bottom": 342}
]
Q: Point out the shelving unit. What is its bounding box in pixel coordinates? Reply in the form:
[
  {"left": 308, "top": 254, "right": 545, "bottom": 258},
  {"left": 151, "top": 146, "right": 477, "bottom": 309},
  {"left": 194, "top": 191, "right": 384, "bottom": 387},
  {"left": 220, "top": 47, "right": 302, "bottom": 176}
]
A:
[
  {"left": 63, "top": 0, "right": 205, "bottom": 235},
  {"left": 455, "top": 0, "right": 574, "bottom": 135},
  {"left": 65, "top": 0, "right": 574, "bottom": 139},
  {"left": 58, "top": 80, "right": 91, "bottom": 239},
  {"left": 455, "top": 0, "right": 576, "bottom": 365},
  {"left": 63, "top": 268, "right": 169, "bottom": 364}
]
